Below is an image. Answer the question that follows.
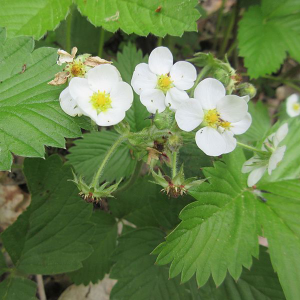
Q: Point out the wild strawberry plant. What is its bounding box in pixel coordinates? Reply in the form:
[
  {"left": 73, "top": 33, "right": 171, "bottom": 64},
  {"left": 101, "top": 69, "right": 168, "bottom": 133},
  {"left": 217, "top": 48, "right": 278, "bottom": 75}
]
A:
[{"left": 0, "top": 1, "right": 300, "bottom": 299}]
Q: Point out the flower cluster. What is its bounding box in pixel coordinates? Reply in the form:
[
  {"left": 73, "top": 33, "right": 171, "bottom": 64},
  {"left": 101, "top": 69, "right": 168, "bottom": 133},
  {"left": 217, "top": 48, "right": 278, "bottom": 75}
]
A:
[{"left": 242, "top": 123, "right": 288, "bottom": 187}]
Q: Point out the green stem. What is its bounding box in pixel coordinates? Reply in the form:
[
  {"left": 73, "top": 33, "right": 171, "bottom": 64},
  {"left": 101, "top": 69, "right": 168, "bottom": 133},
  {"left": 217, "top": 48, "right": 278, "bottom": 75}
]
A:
[
  {"left": 91, "top": 135, "right": 127, "bottom": 188},
  {"left": 218, "top": 4, "right": 237, "bottom": 58},
  {"left": 189, "top": 65, "right": 211, "bottom": 97},
  {"left": 213, "top": 0, "right": 226, "bottom": 50},
  {"left": 98, "top": 28, "right": 106, "bottom": 57},
  {"left": 114, "top": 160, "right": 143, "bottom": 195},
  {"left": 157, "top": 36, "right": 163, "bottom": 47},
  {"left": 237, "top": 142, "right": 266, "bottom": 154},
  {"left": 172, "top": 151, "right": 178, "bottom": 178},
  {"left": 66, "top": 10, "right": 72, "bottom": 53}
]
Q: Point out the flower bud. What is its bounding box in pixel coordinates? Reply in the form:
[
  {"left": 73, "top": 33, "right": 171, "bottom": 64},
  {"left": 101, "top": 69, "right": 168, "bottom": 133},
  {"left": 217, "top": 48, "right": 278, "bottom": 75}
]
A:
[
  {"left": 167, "top": 134, "right": 183, "bottom": 152},
  {"left": 153, "top": 108, "right": 175, "bottom": 130},
  {"left": 114, "top": 120, "right": 130, "bottom": 135},
  {"left": 237, "top": 83, "right": 257, "bottom": 99}
]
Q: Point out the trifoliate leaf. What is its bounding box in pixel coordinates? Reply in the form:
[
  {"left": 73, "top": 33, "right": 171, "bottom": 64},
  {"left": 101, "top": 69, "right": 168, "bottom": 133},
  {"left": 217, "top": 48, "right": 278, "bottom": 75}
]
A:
[
  {"left": 75, "top": 0, "right": 200, "bottom": 37},
  {"left": 238, "top": 1, "right": 300, "bottom": 78},
  {"left": 1, "top": 155, "right": 94, "bottom": 274},
  {"left": 257, "top": 179, "right": 300, "bottom": 300},
  {"left": 198, "top": 247, "right": 285, "bottom": 300},
  {"left": 110, "top": 228, "right": 192, "bottom": 300},
  {"left": 0, "top": 0, "right": 72, "bottom": 40},
  {"left": 113, "top": 44, "right": 151, "bottom": 132},
  {"left": 69, "top": 210, "right": 118, "bottom": 285},
  {"left": 239, "top": 101, "right": 271, "bottom": 143},
  {"left": 0, "top": 35, "right": 82, "bottom": 171},
  {"left": 111, "top": 176, "right": 190, "bottom": 229},
  {"left": 0, "top": 277, "right": 37, "bottom": 300},
  {"left": 67, "top": 131, "right": 135, "bottom": 183},
  {"left": 154, "top": 149, "right": 259, "bottom": 287}
]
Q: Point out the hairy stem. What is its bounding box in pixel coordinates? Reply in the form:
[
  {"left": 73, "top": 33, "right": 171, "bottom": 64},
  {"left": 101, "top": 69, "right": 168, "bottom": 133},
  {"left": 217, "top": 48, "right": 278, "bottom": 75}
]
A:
[
  {"left": 213, "top": 0, "right": 226, "bottom": 50},
  {"left": 91, "top": 135, "right": 127, "bottom": 188},
  {"left": 237, "top": 142, "right": 266, "bottom": 154},
  {"left": 157, "top": 36, "right": 163, "bottom": 47},
  {"left": 98, "top": 28, "right": 106, "bottom": 58},
  {"left": 65, "top": 9, "right": 73, "bottom": 53},
  {"left": 172, "top": 151, "right": 178, "bottom": 178},
  {"left": 36, "top": 275, "right": 47, "bottom": 300}
]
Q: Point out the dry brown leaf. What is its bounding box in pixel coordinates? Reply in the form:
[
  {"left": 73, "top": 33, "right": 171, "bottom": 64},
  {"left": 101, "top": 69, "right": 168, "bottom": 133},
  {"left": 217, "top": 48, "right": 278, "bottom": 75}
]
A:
[
  {"left": 84, "top": 56, "right": 112, "bottom": 67},
  {"left": 48, "top": 71, "right": 69, "bottom": 86}
]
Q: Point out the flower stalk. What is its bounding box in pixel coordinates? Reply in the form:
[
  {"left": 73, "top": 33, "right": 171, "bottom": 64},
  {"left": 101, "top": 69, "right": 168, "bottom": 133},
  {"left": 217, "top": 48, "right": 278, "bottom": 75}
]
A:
[{"left": 237, "top": 142, "right": 267, "bottom": 155}]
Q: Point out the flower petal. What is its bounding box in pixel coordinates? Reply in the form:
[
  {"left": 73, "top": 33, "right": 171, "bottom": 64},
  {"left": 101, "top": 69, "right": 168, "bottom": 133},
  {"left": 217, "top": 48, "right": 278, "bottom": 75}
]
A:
[
  {"left": 242, "top": 156, "right": 261, "bottom": 173},
  {"left": 268, "top": 145, "right": 286, "bottom": 175},
  {"left": 241, "top": 95, "right": 250, "bottom": 103},
  {"left": 59, "top": 87, "right": 83, "bottom": 117},
  {"left": 247, "top": 166, "right": 267, "bottom": 187},
  {"left": 87, "top": 64, "right": 121, "bottom": 93},
  {"left": 194, "top": 78, "right": 226, "bottom": 110},
  {"left": 217, "top": 95, "right": 248, "bottom": 123},
  {"left": 222, "top": 131, "right": 237, "bottom": 154},
  {"left": 140, "top": 89, "right": 166, "bottom": 113},
  {"left": 170, "top": 61, "right": 197, "bottom": 90},
  {"left": 286, "top": 94, "right": 300, "bottom": 117},
  {"left": 273, "top": 123, "right": 288, "bottom": 147},
  {"left": 93, "top": 108, "right": 126, "bottom": 126},
  {"left": 195, "top": 127, "right": 226, "bottom": 156},
  {"left": 131, "top": 63, "right": 157, "bottom": 95},
  {"left": 165, "top": 87, "right": 189, "bottom": 111},
  {"left": 175, "top": 98, "right": 204, "bottom": 132},
  {"left": 231, "top": 113, "right": 252, "bottom": 135},
  {"left": 148, "top": 46, "right": 173, "bottom": 75},
  {"left": 110, "top": 81, "right": 133, "bottom": 111},
  {"left": 69, "top": 77, "right": 93, "bottom": 101}
]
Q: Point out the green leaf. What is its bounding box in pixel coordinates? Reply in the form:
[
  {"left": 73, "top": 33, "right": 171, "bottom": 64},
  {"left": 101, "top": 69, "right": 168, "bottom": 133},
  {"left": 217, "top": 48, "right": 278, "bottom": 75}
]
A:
[
  {"left": 257, "top": 179, "right": 300, "bottom": 300},
  {"left": 113, "top": 44, "right": 151, "bottom": 132},
  {"left": 69, "top": 210, "right": 118, "bottom": 285},
  {"left": 238, "top": 2, "right": 300, "bottom": 78},
  {"left": 153, "top": 149, "right": 260, "bottom": 286},
  {"left": 0, "top": 251, "right": 6, "bottom": 276},
  {"left": 0, "top": 277, "right": 37, "bottom": 300},
  {"left": 239, "top": 101, "right": 271, "bottom": 143},
  {"left": 110, "top": 228, "right": 192, "bottom": 300},
  {"left": 67, "top": 131, "right": 135, "bottom": 183},
  {"left": 0, "top": 0, "right": 72, "bottom": 40},
  {"left": 0, "top": 35, "right": 82, "bottom": 171},
  {"left": 111, "top": 176, "right": 190, "bottom": 229},
  {"left": 198, "top": 248, "right": 285, "bottom": 300},
  {"left": 1, "top": 155, "right": 94, "bottom": 274},
  {"left": 75, "top": 0, "right": 200, "bottom": 37}
]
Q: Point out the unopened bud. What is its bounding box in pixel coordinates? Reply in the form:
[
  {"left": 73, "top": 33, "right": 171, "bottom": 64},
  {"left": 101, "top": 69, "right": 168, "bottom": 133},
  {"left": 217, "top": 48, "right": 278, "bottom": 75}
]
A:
[
  {"left": 154, "top": 108, "right": 175, "bottom": 130},
  {"left": 237, "top": 83, "right": 257, "bottom": 99}
]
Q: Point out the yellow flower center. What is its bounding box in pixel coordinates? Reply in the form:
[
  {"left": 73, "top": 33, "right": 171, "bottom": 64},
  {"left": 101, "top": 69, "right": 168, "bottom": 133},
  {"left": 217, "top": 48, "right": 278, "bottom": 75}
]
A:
[
  {"left": 203, "top": 109, "right": 231, "bottom": 130},
  {"left": 293, "top": 103, "right": 300, "bottom": 111},
  {"left": 157, "top": 74, "right": 173, "bottom": 93},
  {"left": 66, "top": 61, "right": 86, "bottom": 78},
  {"left": 90, "top": 91, "right": 112, "bottom": 114}
]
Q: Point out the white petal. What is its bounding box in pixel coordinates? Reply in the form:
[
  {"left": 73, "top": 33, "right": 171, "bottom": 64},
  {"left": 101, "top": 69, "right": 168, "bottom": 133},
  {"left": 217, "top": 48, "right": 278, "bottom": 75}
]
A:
[
  {"left": 247, "top": 166, "right": 267, "bottom": 187},
  {"left": 242, "top": 156, "right": 261, "bottom": 173},
  {"left": 93, "top": 108, "right": 126, "bottom": 126},
  {"left": 87, "top": 64, "right": 121, "bottom": 93},
  {"left": 165, "top": 87, "right": 189, "bottom": 111},
  {"left": 140, "top": 89, "right": 166, "bottom": 113},
  {"left": 131, "top": 63, "right": 157, "bottom": 95},
  {"left": 110, "top": 81, "right": 133, "bottom": 111},
  {"left": 194, "top": 78, "right": 226, "bottom": 110},
  {"left": 170, "top": 61, "right": 197, "bottom": 90},
  {"left": 231, "top": 113, "right": 252, "bottom": 135},
  {"left": 273, "top": 123, "right": 288, "bottom": 147},
  {"left": 69, "top": 77, "right": 93, "bottom": 101},
  {"left": 148, "top": 46, "right": 173, "bottom": 75},
  {"left": 222, "top": 131, "right": 237, "bottom": 154},
  {"left": 217, "top": 95, "right": 248, "bottom": 123},
  {"left": 286, "top": 94, "right": 300, "bottom": 117},
  {"left": 59, "top": 87, "right": 83, "bottom": 117},
  {"left": 195, "top": 127, "right": 226, "bottom": 156},
  {"left": 175, "top": 98, "right": 204, "bottom": 132},
  {"left": 268, "top": 146, "right": 286, "bottom": 175}
]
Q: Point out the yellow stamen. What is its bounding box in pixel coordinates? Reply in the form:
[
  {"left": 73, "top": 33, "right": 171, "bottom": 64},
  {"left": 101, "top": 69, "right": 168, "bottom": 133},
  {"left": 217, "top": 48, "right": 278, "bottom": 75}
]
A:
[
  {"left": 203, "top": 109, "right": 231, "bottom": 130},
  {"left": 90, "top": 91, "right": 112, "bottom": 114},
  {"left": 220, "top": 121, "right": 231, "bottom": 129},
  {"left": 157, "top": 74, "right": 173, "bottom": 93},
  {"left": 66, "top": 61, "right": 86, "bottom": 78},
  {"left": 293, "top": 103, "right": 300, "bottom": 111}
]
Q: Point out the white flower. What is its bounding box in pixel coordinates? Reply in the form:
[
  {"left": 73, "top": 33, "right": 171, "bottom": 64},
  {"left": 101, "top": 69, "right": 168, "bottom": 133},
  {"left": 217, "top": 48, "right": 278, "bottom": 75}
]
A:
[
  {"left": 175, "top": 78, "right": 252, "bottom": 156},
  {"left": 286, "top": 93, "right": 300, "bottom": 117},
  {"left": 131, "top": 46, "right": 197, "bottom": 113},
  {"left": 242, "top": 123, "right": 288, "bottom": 187},
  {"left": 64, "top": 64, "right": 133, "bottom": 126}
]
